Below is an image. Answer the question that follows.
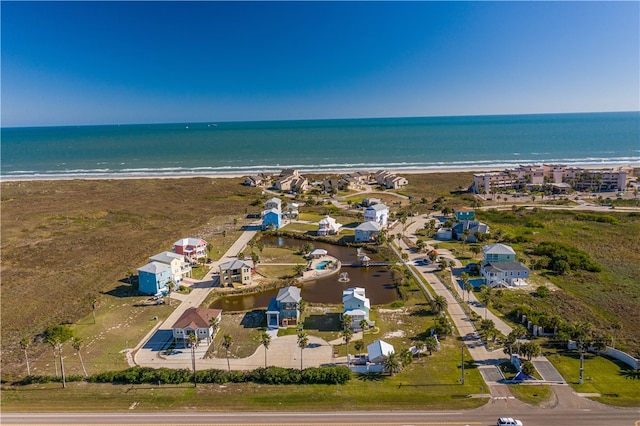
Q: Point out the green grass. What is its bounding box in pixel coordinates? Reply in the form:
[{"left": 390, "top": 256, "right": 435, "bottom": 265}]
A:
[
  {"left": 546, "top": 351, "right": 640, "bottom": 407},
  {"left": 507, "top": 384, "right": 554, "bottom": 406},
  {"left": 0, "top": 377, "right": 487, "bottom": 412}
]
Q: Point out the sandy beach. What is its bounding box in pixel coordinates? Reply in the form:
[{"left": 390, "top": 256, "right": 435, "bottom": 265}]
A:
[{"left": 1, "top": 163, "right": 636, "bottom": 182}]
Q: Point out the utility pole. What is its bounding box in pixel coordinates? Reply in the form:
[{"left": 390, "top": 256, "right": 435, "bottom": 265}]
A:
[
  {"left": 460, "top": 345, "right": 465, "bottom": 385},
  {"left": 579, "top": 350, "right": 584, "bottom": 385}
]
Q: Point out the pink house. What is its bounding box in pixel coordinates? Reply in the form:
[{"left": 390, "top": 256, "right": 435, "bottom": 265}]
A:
[{"left": 174, "top": 237, "right": 208, "bottom": 263}]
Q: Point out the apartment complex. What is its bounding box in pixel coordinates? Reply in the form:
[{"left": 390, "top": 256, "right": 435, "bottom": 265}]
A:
[{"left": 472, "top": 164, "right": 632, "bottom": 194}]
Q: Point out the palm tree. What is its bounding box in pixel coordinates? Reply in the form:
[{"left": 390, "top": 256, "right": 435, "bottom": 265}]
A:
[
  {"left": 44, "top": 325, "right": 73, "bottom": 388},
  {"left": 430, "top": 295, "right": 447, "bottom": 314},
  {"left": 222, "top": 334, "right": 233, "bottom": 372},
  {"left": 260, "top": 331, "right": 271, "bottom": 368},
  {"left": 71, "top": 337, "right": 88, "bottom": 377},
  {"left": 189, "top": 332, "right": 198, "bottom": 386},
  {"left": 342, "top": 314, "right": 352, "bottom": 331},
  {"left": 341, "top": 328, "right": 353, "bottom": 364},
  {"left": 297, "top": 332, "right": 309, "bottom": 370},
  {"left": 166, "top": 280, "right": 175, "bottom": 305},
  {"left": 414, "top": 341, "right": 424, "bottom": 358},
  {"left": 354, "top": 340, "right": 365, "bottom": 360},
  {"left": 399, "top": 348, "right": 413, "bottom": 367},
  {"left": 465, "top": 281, "right": 474, "bottom": 304},
  {"left": 382, "top": 352, "right": 402, "bottom": 376},
  {"left": 19, "top": 336, "right": 31, "bottom": 376},
  {"left": 424, "top": 336, "right": 438, "bottom": 355},
  {"left": 293, "top": 263, "right": 306, "bottom": 277},
  {"left": 359, "top": 318, "right": 369, "bottom": 332},
  {"left": 91, "top": 298, "right": 97, "bottom": 324},
  {"left": 478, "top": 286, "right": 492, "bottom": 319}
]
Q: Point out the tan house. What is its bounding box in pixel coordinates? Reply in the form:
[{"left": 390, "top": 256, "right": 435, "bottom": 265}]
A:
[
  {"left": 274, "top": 169, "right": 308, "bottom": 193},
  {"left": 219, "top": 259, "right": 253, "bottom": 287}
]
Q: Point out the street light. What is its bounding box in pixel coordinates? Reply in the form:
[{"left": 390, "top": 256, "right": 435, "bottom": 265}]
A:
[{"left": 460, "top": 344, "right": 465, "bottom": 385}]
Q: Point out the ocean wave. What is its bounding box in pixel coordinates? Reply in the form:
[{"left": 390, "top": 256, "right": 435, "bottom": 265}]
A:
[{"left": 3, "top": 155, "right": 638, "bottom": 180}]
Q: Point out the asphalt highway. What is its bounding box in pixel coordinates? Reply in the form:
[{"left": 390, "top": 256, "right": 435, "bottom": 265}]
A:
[{"left": 2, "top": 407, "right": 639, "bottom": 425}]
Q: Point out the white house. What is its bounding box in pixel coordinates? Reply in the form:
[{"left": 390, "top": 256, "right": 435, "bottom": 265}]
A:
[
  {"left": 264, "top": 197, "right": 282, "bottom": 212},
  {"left": 342, "top": 287, "right": 370, "bottom": 326},
  {"left": 149, "top": 251, "right": 191, "bottom": 283},
  {"left": 481, "top": 262, "right": 530, "bottom": 288},
  {"left": 363, "top": 204, "right": 389, "bottom": 227},
  {"left": 171, "top": 307, "right": 222, "bottom": 345},
  {"left": 317, "top": 215, "right": 342, "bottom": 236},
  {"left": 367, "top": 339, "right": 395, "bottom": 364},
  {"left": 354, "top": 221, "right": 381, "bottom": 242}
]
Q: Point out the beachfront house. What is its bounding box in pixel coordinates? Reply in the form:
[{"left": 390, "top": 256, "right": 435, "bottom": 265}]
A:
[
  {"left": 374, "top": 170, "right": 408, "bottom": 189},
  {"left": 266, "top": 286, "right": 302, "bottom": 329},
  {"left": 219, "top": 259, "right": 253, "bottom": 287},
  {"left": 317, "top": 215, "right": 342, "bottom": 236},
  {"left": 261, "top": 208, "right": 282, "bottom": 230},
  {"left": 354, "top": 221, "right": 381, "bottom": 242},
  {"left": 275, "top": 169, "right": 308, "bottom": 193},
  {"left": 367, "top": 340, "right": 395, "bottom": 364},
  {"left": 149, "top": 251, "right": 191, "bottom": 283},
  {"left": 342, "top": 287, "right": 371, "bottom": 327},
  {"left": 363, "top": 203, "right": 389, "bottom": 227},
  {"left": 482, "top": 243, "right": 516, "bottom": 263},
  {"left": 264, "top": 197, "right": 282, "bottom": 212},
  {"left": 137, "top": 261, "right": 171, "bottom": 295},
  {"left": 481, "top": 262, "right": 530, "bottom": 288},
  {"left": 172, "top": 307, "right": 222, "bottom": 345},
  {"left": 174, "top": 237, "right": 208, "bottom": 263}
]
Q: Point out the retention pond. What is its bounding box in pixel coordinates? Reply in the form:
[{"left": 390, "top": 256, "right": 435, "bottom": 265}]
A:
[{"left": 209, "top": 236, "right": 397, "bottom": 311}]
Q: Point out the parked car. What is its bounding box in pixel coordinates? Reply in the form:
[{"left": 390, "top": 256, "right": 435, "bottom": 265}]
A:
[{"left": 497, "top": 418, "right": 523, "bottom": 426}]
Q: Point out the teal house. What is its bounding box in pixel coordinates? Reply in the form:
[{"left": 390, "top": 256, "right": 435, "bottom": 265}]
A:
[
  {"left": 137, "top": 261, "right": 171, "bottom": 295},
  {"left": 454, "top": 207, "right": 475, "bottom": 221}
]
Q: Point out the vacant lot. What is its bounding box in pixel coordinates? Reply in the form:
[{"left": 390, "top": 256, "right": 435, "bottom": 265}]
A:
[{"left": 1, "top": 177, "right": 261, "bottom": 374}]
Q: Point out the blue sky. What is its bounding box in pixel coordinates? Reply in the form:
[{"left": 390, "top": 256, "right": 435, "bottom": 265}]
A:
[{"left": 2, "top": 1, "right": 639, "bottom": 126}]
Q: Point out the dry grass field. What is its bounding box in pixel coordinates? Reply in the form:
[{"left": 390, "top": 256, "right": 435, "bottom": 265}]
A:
[{"left": 0, "top": 177, "right": 262, "bottom": 375}]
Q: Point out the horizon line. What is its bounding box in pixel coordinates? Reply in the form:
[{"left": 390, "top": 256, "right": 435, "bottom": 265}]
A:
[{"left": 2, "top": 110, "right": 638, "bottom": 130}]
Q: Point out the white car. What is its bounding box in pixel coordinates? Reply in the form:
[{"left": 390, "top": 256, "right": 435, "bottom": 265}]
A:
[{"left": 497, "top": 418, "right": 523, "bottom": 426}]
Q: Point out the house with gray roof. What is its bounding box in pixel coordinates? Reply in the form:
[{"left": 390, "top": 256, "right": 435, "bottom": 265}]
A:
[
  {"left": 482, "top": 243, "right": 516, "bottom": 263},
  {"left": 354, "top": 221, "right": 381, "bottom": 242},
  {"left": 481, "top": 261, "right": 530, "bottom": 288},
  {"left": 266, "top": 286, "right": 302, "bottom": 329},
  {"left": 219, "top": 259, "right": 253, "bottom": 287},
  {"left": 363, "top": 203, "right": 389, "bottom": 227},
  {"left": 150, "top": 251, "right": 191, "bottom": 283},
  {"left": 451, "top": 220, "right": 489, "bottom": 243}
]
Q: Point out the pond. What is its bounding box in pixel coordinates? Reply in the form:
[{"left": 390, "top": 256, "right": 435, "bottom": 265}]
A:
[{"left": 209, "top": 236, "right": 397, "bottom": 311}]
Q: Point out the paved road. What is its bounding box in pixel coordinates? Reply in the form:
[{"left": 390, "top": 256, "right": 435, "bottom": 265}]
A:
[{"left": 2, "top": 406, "right": 639, "bottom": 425}]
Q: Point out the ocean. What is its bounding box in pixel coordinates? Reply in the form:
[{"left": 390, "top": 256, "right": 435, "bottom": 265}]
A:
[{"left": 1, "top": 112, "right": 639, "bottom": 180}]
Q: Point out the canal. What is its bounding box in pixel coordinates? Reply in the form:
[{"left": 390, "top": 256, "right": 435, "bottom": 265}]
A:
[{"left": 209, "top": 236, "right": 397, "bottom": 311}]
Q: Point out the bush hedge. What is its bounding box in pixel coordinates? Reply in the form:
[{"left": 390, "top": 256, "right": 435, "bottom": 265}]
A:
[{"left": 14, "top": 365, "right": 351, "bottom": 386}]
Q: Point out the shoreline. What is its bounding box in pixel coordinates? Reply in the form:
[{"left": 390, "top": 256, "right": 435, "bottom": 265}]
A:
[{"left": 1, "top": 163, "right": 637, "bottom": 183}]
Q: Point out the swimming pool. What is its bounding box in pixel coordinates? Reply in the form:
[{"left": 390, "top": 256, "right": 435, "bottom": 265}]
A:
[{"left": 315, "top": 260, "right": 330, "bottom": 270}]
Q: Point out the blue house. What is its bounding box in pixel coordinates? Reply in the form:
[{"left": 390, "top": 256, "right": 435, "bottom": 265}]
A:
[
  {"left": 137, "top": 261, "right": 171, "bottom": 295},
  {"left": 261, "top": 208, "right": 282, "bottom": 230},
  {"left": 266, "top": 286, "right": 302, "bottom": 329}
]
